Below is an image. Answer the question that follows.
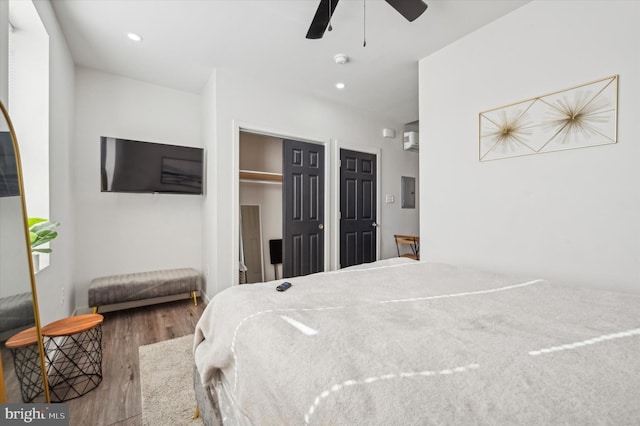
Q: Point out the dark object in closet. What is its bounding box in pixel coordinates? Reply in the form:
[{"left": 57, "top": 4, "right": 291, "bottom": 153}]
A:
[{"left": 269, "top": 239, "right": 283, "bottom": 279}]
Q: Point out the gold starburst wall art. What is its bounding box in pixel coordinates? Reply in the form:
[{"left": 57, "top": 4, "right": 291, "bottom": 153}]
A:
[{"left": 479, "top": 75, "right": 618, "bottom": 161}]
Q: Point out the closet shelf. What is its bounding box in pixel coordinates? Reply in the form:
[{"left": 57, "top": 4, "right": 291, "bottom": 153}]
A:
[{"left": 239, "top": 170, "right": 282, "bottom": 183}]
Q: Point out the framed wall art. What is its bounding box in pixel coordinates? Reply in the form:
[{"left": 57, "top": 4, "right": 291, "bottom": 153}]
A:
[{"left": 479, "top": 75, "right": 618, "bottom": 161}]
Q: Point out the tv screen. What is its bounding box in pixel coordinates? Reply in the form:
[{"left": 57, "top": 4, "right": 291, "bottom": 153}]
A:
[{"left": 100, "top": 137, "right": 204, "bottom": 194}]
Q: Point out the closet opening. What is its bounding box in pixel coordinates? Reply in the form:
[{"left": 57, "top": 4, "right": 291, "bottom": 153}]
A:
[
  {"left": 238, "top": 130, "right": 327, "bottom": 283},
  {"left": 239, "top": 132, "right": 283, "bottom": 283}
]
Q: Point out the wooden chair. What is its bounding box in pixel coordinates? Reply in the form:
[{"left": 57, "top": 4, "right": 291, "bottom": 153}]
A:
[{"left": 394, "top": 234, "right": 420, "bottom": 260}]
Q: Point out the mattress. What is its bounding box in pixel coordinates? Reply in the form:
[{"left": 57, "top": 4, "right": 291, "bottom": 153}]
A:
[{"left": 194, "top": 258, "right": 640, "bottom": 425}]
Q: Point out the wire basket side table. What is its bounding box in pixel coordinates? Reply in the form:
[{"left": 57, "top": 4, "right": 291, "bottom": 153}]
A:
[
  {"left": 5, "top": 326, "right": 44, "bottom": 403},
  {"left": 41, "top": 314, "right": 104, "bottom": 402}
]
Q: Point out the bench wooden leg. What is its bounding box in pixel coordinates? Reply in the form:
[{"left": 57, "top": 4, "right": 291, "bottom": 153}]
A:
[
  {"left": 191, "top": 291, "right": 198, "bottom": 307},
  {"left": 92, "top": 307, "right": 98, "bottom": 314},
  {"left": 193, "top": 406, "right": 200, "bottom": 420}
]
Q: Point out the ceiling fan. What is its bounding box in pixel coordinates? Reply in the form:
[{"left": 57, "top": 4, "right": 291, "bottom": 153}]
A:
[{"left": 306, "top": 0, "right": 428, "bottom": 40}]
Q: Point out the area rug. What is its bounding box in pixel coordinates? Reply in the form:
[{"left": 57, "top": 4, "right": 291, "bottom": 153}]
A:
[{"left": 139, "top": 334, "right": 203, "bottom": 425}]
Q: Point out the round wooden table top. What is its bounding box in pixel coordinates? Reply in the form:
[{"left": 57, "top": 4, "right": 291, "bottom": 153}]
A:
[
  {"left": 5, "top": 326, "right": 38, "bottom": 349},
  {"left": 41, "top": 314, "right": 104, "bottom": 338}
]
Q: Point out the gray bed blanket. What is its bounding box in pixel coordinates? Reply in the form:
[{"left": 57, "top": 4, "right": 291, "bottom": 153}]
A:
[{"left": 194, "top": 259, "right": 640, "bottom": 425}]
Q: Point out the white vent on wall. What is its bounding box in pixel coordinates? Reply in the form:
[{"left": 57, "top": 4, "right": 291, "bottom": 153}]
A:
[{"left": 403, "top": 131, "right": 419, "bottom": 151}]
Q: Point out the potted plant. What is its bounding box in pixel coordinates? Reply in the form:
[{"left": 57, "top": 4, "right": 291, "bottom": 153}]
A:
[
  {"left": 28, "top": 218, "right": 60, "bottom": 253},
  {"left": 28, "top": 218, "right": 59, "bottom": 271}
]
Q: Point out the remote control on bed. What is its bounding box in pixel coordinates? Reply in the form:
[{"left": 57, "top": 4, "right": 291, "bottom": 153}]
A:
[{"left": 276, "top": 282, "right": 292, "bottom": 292}]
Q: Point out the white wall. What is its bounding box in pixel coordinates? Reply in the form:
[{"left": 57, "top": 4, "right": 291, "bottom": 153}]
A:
[
  {"left": 419, "top": 0, "right": 640, "bottom": 293},
  {"left": 73, "top": 68, "right": 203, "bottom": 309},
  {"left": 0, "top": 0, "right": 8, "bottom": 104},
  {"left": 203, "top": 68, "right": 419, "bottom": 297},
  {"left": 200, "top": 70, "right": 217, "bottom": 296}
]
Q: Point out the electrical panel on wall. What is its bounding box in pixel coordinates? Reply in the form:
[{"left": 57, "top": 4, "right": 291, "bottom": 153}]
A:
[
  {"left": 403, "top": 131, "right": 419, "bottom": 151},
  {"left": 401, "top": 176, "right": 416, "bottom": 208}
]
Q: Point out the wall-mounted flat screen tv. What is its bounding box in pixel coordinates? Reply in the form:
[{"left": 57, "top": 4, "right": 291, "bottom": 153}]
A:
[{"left": 100, "top": 136, "right": 204, "bottom": 194}]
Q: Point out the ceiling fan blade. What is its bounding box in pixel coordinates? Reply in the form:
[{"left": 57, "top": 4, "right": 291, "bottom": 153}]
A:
[
  {"left": 384, "top": 0, "right": 428, "bottom": 22},
  {"left": 306, "top": 0, "right": 340, "bottom": 39}
]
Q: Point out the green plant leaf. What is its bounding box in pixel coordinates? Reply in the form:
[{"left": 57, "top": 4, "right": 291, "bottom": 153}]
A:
[
  {"left": 30, "top": 221, "right": 60, "bottom": 234},
  {"left": 32, "top": 230, "right": 58, "bottom": 248},
  {"left": 33, "top": 248, "right": 52, "bottom": 254},
  {"left": 28, "top": 217, "right": 47, "bottom": 228},
  {"left": 28, "top": 218, "right": 60, "bottom": 253}
]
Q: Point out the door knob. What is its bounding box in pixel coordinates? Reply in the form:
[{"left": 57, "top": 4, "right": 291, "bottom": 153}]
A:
[
  {"left": 319, "top": 224, "right": 324, "bottom": 229},
  {"left": 372, "top": 222, "right": 378, "bottom": 228}
]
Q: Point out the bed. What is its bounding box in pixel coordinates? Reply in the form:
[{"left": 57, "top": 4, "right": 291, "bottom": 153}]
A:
[{"left": 193, "top": 258, "right": 640, "bottom": 425}]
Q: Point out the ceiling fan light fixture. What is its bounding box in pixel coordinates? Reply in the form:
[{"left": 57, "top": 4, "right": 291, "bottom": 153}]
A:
[
  {"left": 333, "top": 54, "right": 349, "bottom": 65},
  {"left": 306, "top": 0, "right": 428, "bottom": 40}
]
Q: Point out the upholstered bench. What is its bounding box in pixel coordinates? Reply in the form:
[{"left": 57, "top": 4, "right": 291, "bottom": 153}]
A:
[{"left": 88, "top": 268, "right": 201, "bottom": 313}]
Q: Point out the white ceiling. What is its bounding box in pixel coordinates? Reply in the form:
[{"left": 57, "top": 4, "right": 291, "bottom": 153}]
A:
[{"left": 49, "top": 0, "right": 529, "bottom": 124}]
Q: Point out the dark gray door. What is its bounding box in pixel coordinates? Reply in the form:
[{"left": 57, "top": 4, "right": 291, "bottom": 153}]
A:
[
  {"left": 282, "top": 140, "right": 325, "bottom": 278},
  {"left": 340, "top": 149, "right": 377, "bottom": 268}
]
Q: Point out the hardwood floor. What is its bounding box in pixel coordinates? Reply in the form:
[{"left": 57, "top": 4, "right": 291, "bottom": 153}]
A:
[
  {"left": 72, "top": 299, "right": 206, "bottom": 425},
  {"left": 2, "top": 298, "right": 206, "bottom": 426}
]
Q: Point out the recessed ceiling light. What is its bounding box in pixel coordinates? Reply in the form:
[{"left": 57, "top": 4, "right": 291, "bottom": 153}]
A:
[
  {"left": 334, "top": 54, "right": 349, "bottom": 65},
  {"left": 336, "top": 82, "right": 346, "bottom": 90},
  {"left": 127, "top": 33, "right": 143, "bottom": 42}
]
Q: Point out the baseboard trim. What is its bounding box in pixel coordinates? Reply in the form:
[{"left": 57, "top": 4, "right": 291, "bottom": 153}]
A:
[{"left": 200, "top": 290, "right": 211, "bottom": 304}]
